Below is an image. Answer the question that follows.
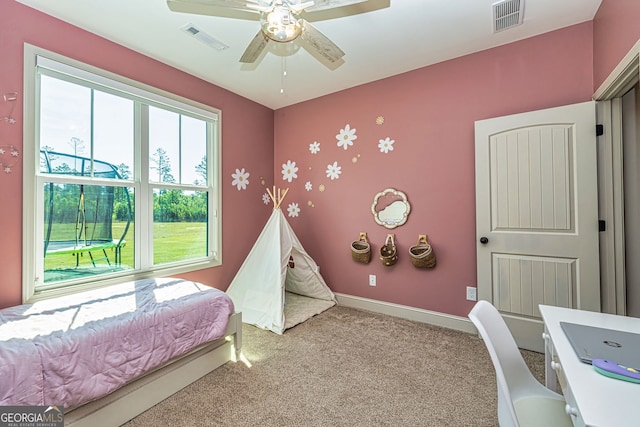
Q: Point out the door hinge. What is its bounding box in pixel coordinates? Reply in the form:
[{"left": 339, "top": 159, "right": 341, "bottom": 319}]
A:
[
  {"left": 599, "top": 220, "right": 606, "bottom": 232},
  {"left": 596, "top": 124, "right": 604, "bottom": 136}
]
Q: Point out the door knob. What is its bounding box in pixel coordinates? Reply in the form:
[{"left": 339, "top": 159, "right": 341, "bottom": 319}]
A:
[{"left": 479, "top": 237, "right": 489, "bottom": 244}]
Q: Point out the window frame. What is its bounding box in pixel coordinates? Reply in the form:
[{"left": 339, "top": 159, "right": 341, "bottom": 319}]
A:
[{"left": 22, "top": 44, "right": 222, "bottom": 303}]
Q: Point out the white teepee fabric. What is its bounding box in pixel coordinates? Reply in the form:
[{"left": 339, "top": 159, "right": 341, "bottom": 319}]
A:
[{"left": 226, "top": 208, "right": 336, "bottom": 334}]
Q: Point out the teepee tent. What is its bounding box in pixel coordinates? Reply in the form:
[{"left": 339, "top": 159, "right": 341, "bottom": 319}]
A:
[{"left": 226, "top": 187, "right": 336, "bottom": 334}]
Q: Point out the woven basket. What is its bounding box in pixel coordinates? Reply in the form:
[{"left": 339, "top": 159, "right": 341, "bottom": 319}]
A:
[
  {"left": 380, "top": 234, "right": 398, "bottom": 266},
  {"left": 409, "top": 235, "right": 436, "bottom": 268},
  {"left": 351, "top": 232, "right": 371, "bottom": 264}
]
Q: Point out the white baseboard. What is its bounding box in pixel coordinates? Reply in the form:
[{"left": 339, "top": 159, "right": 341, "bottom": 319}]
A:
[{"left": 334, "top": 293, "right": 478, "bottom": 335}]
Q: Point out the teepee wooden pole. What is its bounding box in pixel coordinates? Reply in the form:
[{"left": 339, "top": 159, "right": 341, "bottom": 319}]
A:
[
  {"left": 267, "top": 187, "right": 275, "bottom": 206},
  {"left": 266, "top": 186, "right": 289, "bottom": 210}
]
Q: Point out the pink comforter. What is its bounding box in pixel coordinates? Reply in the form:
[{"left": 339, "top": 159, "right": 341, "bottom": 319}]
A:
[{"left": 0, "top": 278, "right": 234, "bottom": 410}]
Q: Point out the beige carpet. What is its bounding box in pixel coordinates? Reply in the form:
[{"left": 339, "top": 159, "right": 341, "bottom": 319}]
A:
[
  {"left": 124, "top": 305, "right": 544, "bottom": 427},
  {"left": 283, "top": 291, "right": 335, "bottom": 331}
]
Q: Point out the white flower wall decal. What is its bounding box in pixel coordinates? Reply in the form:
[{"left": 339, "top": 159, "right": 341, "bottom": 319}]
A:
[
  {"left": 309, "top": 141, "right": 320, "bottom": 154},
  {"left": 305, "top": 181, "right": 312, "bottom": 191},
  {"left": 336, "top": 124, "right": 357, "bottom": 150},
  {"left": 262, "top": 193, "right": 270, "bottom": 204},
  {"left": 378, "top": 137, "right": 395, "bottom": 153},
  {"left": 231, "top": 168, "right": 250, "bottom": 190},
  {"left": 287, "top": 202, "right": 301, "bottom": 217},
  {"left": 326, "top": 161, "right": 342, "bottom": 180},
  {"left": 281, "top": 160, "right": 298, "bottom": 182}
]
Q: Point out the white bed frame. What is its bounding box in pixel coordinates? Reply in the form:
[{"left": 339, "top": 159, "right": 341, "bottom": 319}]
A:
[{"left": 64, "top": 312, "right": 242, "bottom": 427}]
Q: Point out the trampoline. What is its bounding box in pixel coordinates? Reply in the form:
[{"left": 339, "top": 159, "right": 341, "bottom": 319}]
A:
[{"left": 41, "top": 150, "right": 133, "bottom": 269}]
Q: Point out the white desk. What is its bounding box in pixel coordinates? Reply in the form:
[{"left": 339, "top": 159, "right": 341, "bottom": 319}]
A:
[{"left": 539, "top": 305, "right": 640, "bottom": 427}]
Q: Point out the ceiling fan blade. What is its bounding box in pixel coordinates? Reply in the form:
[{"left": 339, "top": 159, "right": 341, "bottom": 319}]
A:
[
  {"left": 246, "top": 1, "right": 278, "bottom": 13},
  {"left": 239, "top": 30, "right": 270, "bottom": 63},
  {"left": 300, "top": 19, "right": 345, "bottom": 64},
  {"left": 285, "top": 1, "right": 316, "bottom": 13},
  {"left": 303, "top": 0, "right": 389, "bottom": 22},
  {"left": 302, "top": 0, "right": 368, "bottom": 12},
  {"left": 167, "top": 0, "right": 261, "bottom": 18}
]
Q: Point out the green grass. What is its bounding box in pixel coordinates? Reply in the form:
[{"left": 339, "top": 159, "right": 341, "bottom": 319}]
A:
[
  {"left": 44, "top": 221, "right": 207, "bottom": 283},
  {"left": 152, "top": 222, "right": 207, "bottom": 264}
]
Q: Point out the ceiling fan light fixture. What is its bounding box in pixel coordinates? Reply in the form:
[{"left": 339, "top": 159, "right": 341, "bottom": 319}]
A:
[{"left": 260, "top": 6, "right": 302, "bottom": 43}]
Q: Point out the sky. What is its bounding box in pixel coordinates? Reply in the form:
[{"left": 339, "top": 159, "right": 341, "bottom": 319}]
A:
[{"left": 39, "top": 74, "right": 207, "bottom": 185}]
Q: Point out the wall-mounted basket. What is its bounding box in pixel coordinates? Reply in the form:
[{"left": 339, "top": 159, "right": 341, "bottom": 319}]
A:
[
  {"left": 380, "top": 234, "right": 398, "bottom": 266},
  {"left": 409, "top": 235, "right": 436, "bottom": 268},
  {"left": 351, "top": 232, "right": 371, "bottom": 264}
]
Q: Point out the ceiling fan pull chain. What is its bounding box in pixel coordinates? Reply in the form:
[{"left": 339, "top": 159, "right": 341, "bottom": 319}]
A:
[{"left": 280, "top": 56, "right": 287, "bottom": 94}]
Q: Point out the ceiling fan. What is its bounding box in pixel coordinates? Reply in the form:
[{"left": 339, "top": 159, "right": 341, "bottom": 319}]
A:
[{"left": 166, "top": 0, "right": 373, "bottom": 68}]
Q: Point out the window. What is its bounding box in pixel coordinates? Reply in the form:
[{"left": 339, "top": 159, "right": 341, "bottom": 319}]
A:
[{"left": 23, "top": 46, "right": 221, "bottom": 301}]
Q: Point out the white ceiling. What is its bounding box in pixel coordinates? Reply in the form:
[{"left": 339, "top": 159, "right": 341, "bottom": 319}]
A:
[{"left": 17, "top": 0, "right": 602, "bottom": 110}]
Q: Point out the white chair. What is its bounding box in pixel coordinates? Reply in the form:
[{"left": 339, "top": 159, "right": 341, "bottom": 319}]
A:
[{"left": 468, "top": 300, "right": 573, "bottom": 427}]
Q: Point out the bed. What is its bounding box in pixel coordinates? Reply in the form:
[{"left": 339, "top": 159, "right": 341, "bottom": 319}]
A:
[{"left": 0, "top": 277, "right": 241, "bottom": 426}]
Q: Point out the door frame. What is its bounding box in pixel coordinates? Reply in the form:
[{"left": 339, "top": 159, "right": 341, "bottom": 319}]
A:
[{"left": 593, "top": 39, "right": 640, "bottom": 315}]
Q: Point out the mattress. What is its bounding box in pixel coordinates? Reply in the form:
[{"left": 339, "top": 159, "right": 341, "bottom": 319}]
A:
[{"left": 0, "top": 278, "right": 234, "bottom": 410}]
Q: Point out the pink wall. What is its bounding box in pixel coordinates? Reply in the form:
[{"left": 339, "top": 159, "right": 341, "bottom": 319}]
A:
[
  {"left": 0, "top": 1, "right": 274, "bottom": 309},
  {"left": 593, "top": 0, "right": 640, "bottom": 90},
  {"left": 3, "top": 2, "right": 634, "bottom": 319},
  {"left": 274, "top": 23, "right": 594, "bottom": 318}
]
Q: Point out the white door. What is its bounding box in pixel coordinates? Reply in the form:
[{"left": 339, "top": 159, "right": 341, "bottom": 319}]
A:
[{"left": 475, "top": 101, "right": 600, "bottom": 352}]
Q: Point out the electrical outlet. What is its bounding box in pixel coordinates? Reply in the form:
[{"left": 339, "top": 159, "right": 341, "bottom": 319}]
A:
[
  {"left": 369, "top": 274, "right": 376, "bottom": 286},
  {"left": 466, "top": 286, "right": 477, "bottom": 301}
]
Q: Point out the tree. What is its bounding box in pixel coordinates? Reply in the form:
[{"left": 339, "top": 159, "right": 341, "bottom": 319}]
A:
[
  {"left": 150, "top": 148, "right": 175, "bottom": 183},
  {"left": 195, "top": 156, "right": 207, "bottom": 185},
  {"left": 114, "top": 187, "right": 133, "bottom": 222},
  {"left": 117, "top": 163, "right": 131, "bottom": 180},
  {"left": 68, "top": 137, "right": 86, "bottom": 157}
]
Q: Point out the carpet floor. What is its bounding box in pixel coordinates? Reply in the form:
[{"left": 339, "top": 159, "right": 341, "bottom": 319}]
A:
[{"left": 123, "top": 305, "right": 544, "bottom": 426}]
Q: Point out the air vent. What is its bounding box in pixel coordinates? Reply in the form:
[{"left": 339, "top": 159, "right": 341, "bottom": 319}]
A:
[
  {"left": 181, "top": 23, "right": 229, "bottom": 51},
  {"left": 492, "top": 0, "right": 524, "bottom": 33}
]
